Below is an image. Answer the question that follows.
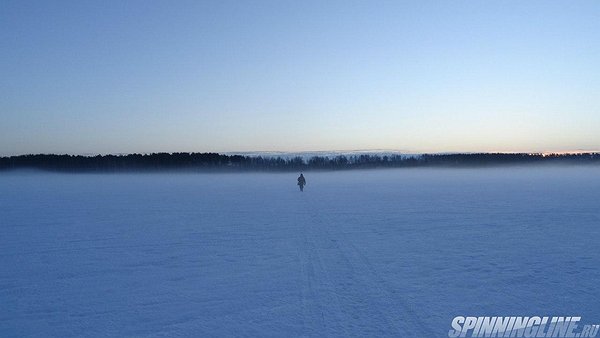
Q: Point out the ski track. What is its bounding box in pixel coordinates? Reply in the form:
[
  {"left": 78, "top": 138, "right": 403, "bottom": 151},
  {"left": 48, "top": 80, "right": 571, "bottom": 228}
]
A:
[
  {"left": 300, "top": 196, "right": 434, "bottom": 337},
  {"left": 296, "top": 198, "right": 350, "bottom": 337}
]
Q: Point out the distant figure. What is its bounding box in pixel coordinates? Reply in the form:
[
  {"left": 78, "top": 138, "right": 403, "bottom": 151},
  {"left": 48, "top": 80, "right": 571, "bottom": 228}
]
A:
[{"left": 297, "top": 173, "right": 306, "bottom": 192}]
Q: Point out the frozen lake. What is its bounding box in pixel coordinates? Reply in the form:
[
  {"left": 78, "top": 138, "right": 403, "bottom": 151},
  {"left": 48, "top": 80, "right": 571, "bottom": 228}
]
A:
[{"left": 1, "top": 167, "right": 599, "bottom": 336}]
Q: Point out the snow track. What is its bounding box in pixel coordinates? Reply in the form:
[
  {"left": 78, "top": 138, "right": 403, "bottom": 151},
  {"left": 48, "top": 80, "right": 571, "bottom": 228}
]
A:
[{"left": 297, "top": 196, "right": 435, "bottom": 337}]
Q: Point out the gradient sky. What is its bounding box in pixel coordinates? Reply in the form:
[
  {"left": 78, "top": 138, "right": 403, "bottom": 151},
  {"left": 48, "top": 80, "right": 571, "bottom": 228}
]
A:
[{"left": 1, "top": 1, "right": 599, "bottom": 155}]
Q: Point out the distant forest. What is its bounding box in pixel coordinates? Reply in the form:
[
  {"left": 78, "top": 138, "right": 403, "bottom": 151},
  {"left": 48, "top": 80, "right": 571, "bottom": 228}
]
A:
[{"left": 1, "top": 152, "right": 599, "bottom": 172}]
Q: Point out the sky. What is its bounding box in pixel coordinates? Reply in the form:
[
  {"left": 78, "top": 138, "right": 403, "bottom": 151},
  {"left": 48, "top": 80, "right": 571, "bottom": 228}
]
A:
[{"left": 1, "top": 0, "right": 599, "bottom": 156}]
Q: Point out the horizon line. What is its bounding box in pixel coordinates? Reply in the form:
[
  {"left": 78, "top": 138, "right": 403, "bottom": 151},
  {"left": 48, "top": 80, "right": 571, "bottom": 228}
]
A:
[{"left": 3, "top": 149, "right": 600, "bottom": 158}]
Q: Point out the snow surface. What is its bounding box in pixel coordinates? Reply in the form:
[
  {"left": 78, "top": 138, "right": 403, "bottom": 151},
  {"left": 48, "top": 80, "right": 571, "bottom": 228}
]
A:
[{"left": 1, "top": 167, "right": 599, "bottom": 337}]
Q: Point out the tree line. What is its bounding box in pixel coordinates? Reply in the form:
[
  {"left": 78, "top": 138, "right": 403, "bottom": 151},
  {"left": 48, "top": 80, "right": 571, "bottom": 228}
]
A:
[{"left": 0, "top": 152, "right": 598, "bottom": 172}]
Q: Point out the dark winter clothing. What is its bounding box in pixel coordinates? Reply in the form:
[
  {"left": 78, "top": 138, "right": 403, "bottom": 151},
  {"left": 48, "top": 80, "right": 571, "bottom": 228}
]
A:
[{"left": 297, "top": 174, "right": 306, "bottom": 191}]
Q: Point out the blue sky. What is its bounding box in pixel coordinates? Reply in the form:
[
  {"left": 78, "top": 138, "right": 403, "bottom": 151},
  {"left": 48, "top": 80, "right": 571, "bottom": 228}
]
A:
[{"left": 1, "top": 0, "right": 599, "bottom": 155}]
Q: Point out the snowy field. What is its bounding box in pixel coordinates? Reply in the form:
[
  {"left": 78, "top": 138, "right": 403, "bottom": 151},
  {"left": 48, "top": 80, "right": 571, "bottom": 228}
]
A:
[{"left": 1, "top": 167, "right": 599, "bottom": 337}]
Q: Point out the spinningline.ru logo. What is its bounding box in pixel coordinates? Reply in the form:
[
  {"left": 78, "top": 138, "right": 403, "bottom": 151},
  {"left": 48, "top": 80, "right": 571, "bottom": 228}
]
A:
[{"left": 448, "top": 316, "right": 599, "bottom": 337}]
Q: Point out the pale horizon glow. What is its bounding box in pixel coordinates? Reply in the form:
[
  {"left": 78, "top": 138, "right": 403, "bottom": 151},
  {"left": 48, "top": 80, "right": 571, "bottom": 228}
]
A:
[{"left": 1, "top": 1, "right": 599, "bottom": 156}]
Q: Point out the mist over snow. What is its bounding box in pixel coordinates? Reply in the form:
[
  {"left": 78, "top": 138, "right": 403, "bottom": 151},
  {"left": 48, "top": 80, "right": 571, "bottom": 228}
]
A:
[{"left": 1, "top": 167, "right": 599, "bottom": 336}]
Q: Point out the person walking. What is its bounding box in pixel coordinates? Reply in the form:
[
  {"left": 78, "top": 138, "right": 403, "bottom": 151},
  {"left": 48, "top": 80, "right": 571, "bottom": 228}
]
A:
[{"left": 297, "top": 173, "right": 306, "bottom": 192}]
